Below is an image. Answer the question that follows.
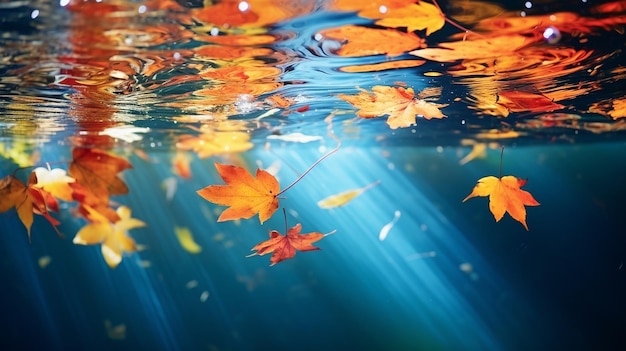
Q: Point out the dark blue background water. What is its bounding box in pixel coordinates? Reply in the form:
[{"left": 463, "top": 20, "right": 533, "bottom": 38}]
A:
[{"left": 2, "top": 141, "right": 626, "bottom": 350}]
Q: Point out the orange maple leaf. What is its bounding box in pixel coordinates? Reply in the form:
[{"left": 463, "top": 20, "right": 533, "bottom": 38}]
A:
[
  {"left": 247, "top": 223, "right": 334, "bottom": 266},
  {"left": 197, "top": 162, "right": 280, "bottom": 224},
  {"left": 337, "top": 85, "right": 447, "bottom": 129},
  {"left": 69, "top": 148, "right": 132, "bottom": 199},
  {"left": 463, "top": 176, "right": 539, "bottom": 230}
]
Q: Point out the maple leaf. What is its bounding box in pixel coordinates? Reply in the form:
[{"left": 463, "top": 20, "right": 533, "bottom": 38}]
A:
[
  {"left": 463, "top": 176, "right": 539, "bottom": 230},
  {"left": 197, "top": 162, "right": 280, "bottom": 224},
  {"left": 73, "top": 205, "right": 145, "bottom": 269},
  {"left": 33, "top": 167, "right": 75, "bottom": 202},
  {"left": 337, "top": 85, "right": 447, "bottom": 129},
  {"left": 68, "top": 148, "right": 132, "bottom": 222},
  {"left": 247, "top": 223, "right": 333, "bottom": 266},
  {"left": 0, "top": 172, "right": 60, "bottom": 239}
]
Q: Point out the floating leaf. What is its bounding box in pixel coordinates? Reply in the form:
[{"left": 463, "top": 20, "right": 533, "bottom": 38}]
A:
[
  {"left": 197, "top": 162, "right": 279, "bottom": 224},
  {"left": 247, "top": 223, "right": 334, "bottom": 266},
  {"left": 337, "top": 85, "right": 447, "bottom": 129}
]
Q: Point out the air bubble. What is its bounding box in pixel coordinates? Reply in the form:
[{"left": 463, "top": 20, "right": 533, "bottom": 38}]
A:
[{"left": 543, "top": 26, "right": 561, "bottom": 44}]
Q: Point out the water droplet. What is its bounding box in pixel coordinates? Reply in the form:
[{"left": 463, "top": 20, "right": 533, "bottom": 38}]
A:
[
  {"left": 238, "top": 1, "right": 249, "bottom": 12},
  {"left": 31, "top": 9, "right": 39, "bottom": 19}
]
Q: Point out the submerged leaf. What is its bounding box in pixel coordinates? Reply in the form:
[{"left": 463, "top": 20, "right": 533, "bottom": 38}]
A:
[
  {"left": 174, "top": 226, "right": 202, "bottom": 254},
  {"left": 463, "top": 175, "right": 539, "bottom": 230},
  {"left": 317, "top": 180, "right": 381, "bottom": 209},
  {"left": 247, "top": 223, "right": 334, "bottom": 266},
  {"left": 197, "top": 162, "right": 280, "bottom": 224},
  {"left": 74, "top": 205, "right": 146, "bottom": 269}
]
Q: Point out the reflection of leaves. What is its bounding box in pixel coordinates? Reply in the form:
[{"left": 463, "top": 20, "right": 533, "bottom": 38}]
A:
[
  {"left": 192, "top": 0, "right": 315, "bottom": 29},
  {"left": 176, "top": 123, "right": 253, "bottom": 158},
  {"left": 197, "top": 162, "right": 279, "bottom": 224},
  {"left": 589, "top": 97, "right": 626, "bottom": 120},
  {"left": 360, "top": 2, "right": 445, "bottom": 35},
  {"left": 411, "top": 34, "right": 537, "bottom": 62},
  {"left": 339, "top": 59, "right": 425, "bottom": 73},
  {"left": 463, "top": 176, "right": 539, "bottom": 230},
  {"left": 497, "top": 91, "right": 565, "bottom": 114},
  {"left": 337, "top": 85, "right": 447, "bottom": 129},
  {"left": 247, "top": 223, "right": 332, "bottom": 266},
  {"left": 319, "top": 25, "right": 426, "bottom": 57}
]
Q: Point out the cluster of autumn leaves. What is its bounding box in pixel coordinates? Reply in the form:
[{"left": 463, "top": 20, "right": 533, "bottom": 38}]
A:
[
  {"left": 1, "top": 142, "right": 540, "bottom": 268},
  {"left": 0, "top": 148, "right": 143, "bottom": 268}
]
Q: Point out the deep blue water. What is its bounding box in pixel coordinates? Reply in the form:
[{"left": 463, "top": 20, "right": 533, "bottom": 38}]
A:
[
  {"left": 3, "top": 142, "right": 626, "bottom": 350},
  {"left": 2, "top": 0, "right": 626, "bottom": 350}
]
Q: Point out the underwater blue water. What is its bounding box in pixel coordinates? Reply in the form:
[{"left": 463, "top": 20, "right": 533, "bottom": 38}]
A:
[
  {"left": 2, "top": 0, "right": 626, "bottom": 350},
  {"left": 3, "top": 142, "right": 626, "bottom": 351}
]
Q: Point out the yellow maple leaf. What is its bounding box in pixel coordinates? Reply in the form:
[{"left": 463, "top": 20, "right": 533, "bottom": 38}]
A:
[{"left": 73, "top": 205, "right": 146, "bottom": 268}]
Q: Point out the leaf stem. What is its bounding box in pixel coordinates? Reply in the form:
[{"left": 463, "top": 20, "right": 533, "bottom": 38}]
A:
[
  {"left": 282, "top": 208, "right": 288, "bottom": 234},
  {"left": 431, "top": 0, "right": 484, "bottom": 38},
  {"left": 276, "top": 113, "right": 341, "bottom": 196},
  {"left": 499, "top": 146, "right": 504, "bottom": 178}
]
